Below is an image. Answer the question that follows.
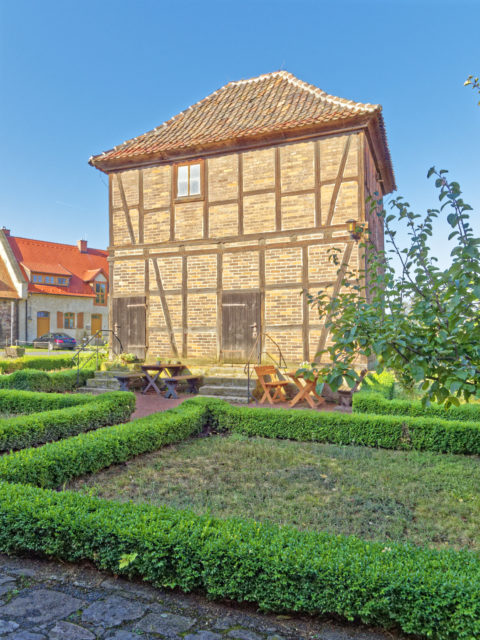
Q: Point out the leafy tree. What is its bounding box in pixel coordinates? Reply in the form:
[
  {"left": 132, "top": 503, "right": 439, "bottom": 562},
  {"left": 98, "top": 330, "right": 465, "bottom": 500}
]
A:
[{"left": 306, "top": 80, "right": 479, "bottom": 406}]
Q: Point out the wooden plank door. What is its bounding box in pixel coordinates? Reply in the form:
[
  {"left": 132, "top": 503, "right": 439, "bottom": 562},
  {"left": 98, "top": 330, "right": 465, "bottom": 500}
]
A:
[
  {"left": 36, "top": 311, "right": 50, "bottom": 337},
  {"left": 91, "top": 313, "right": 102, "bottom": 336},
  {"left": 221, "top": 292, "right": 261, "bottom": 363},
  {"left": 112, "top": 296, "right": 146, "bottom": 359}
]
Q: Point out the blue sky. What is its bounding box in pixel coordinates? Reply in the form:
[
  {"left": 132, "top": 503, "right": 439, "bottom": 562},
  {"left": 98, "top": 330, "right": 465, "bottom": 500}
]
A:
[{"left": 0, "top": 0, "right": 479, "bottom": 266}]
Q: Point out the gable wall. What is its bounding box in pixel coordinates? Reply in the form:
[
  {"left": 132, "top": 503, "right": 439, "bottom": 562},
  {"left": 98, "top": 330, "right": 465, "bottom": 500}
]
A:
[{"left": 109, "top": 130, "right": 373, "bottom": 364}]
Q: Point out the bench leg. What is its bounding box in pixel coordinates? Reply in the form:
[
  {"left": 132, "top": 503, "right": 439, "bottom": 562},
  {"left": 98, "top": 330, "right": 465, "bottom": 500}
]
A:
[
  {"left": 187, "top": 379, "right": 198, "bottom": 394},
  {"left": 164, "top": 380, "right": 179, "bottom": 399}
]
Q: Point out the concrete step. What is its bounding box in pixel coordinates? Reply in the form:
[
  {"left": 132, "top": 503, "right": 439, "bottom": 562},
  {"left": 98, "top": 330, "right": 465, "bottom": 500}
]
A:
[
  {"left": 201, "top": 376, "right": 251, "bottom": 388},
  {"left": 198, "top": 384, "right": 251, "bottom": 398},
  {"left": 199, "top": 394, "right": 250, "bottom": 404}
]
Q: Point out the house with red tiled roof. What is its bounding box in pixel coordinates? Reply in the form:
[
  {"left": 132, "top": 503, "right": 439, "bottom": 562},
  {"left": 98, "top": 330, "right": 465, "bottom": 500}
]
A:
[
  {"left": 0, "top": 229, "right": 109, "bottom": 346},
  {"left": 89, "top": 71, "right": 395, "bottom": 363}
]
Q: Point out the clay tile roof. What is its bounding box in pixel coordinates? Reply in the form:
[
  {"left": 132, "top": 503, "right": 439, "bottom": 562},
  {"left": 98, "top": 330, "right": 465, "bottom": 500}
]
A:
[
  {"left": 7, "top": 236, "right": 108, "bottom": 298},
  {"left": 89, "top": 70, "right": 395, "bottom": 192}
]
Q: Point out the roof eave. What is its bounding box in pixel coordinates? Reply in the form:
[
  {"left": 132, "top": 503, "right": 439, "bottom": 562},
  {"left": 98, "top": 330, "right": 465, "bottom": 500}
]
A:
[{"left": 89, "top": 115, "right": 380, "bottom": 173}]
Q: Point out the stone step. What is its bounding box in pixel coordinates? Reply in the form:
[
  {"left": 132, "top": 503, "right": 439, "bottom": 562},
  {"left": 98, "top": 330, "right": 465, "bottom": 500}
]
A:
[
  {"left": 199, "top": 394, "right": 250, "bottom": 404},
  {"left": 93, "top": 370, "right": 128, "bottom": 379},
  {"left": 86, "top": 378, "right": 120, "bottom": 390},
  {"left": 201, "top": 376, "right": 251, "bottom": 388},
  {"left": 77, "top": 387, "right": 110, "bottom": 395},
  {"left": 198, "top": 385, "right": 251, "bottom": 398}
]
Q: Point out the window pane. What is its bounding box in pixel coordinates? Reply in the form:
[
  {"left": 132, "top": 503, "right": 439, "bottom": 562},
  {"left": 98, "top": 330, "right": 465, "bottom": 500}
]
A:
[
  {"left": 189, "top": 164, "right": 201, "bottom": 195},
  {"left": 177, "top": 165, "right": 188, "bottom": 197}
]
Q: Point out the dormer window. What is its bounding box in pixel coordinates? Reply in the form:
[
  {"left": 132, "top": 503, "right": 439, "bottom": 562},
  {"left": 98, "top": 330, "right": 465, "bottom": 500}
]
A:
[
  {"left": 94, "top": 282, "right": 106, "bottom": 305},
  {"left": 57, "top": 277, "right": 67, "bottom": 286},
  {"left": 175, "top": 161, "right": 203, "bottom": 199},
  {"left": 32, "top": 274, "right": 42, "bottom": 283},
  {"left": 44, "top": 276, "right": 54, "bottom": 284}
]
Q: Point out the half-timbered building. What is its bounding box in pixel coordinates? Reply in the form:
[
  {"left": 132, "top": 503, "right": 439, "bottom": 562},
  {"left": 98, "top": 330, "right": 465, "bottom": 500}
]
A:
[{"left": 89, "top": 71, "right": 395, "bottom": 364}]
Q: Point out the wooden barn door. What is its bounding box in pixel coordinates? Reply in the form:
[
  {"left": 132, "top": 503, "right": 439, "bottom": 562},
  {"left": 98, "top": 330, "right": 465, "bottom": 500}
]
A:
[
  {"left": 221, "top": 292, "right": 261, "bottom": 363},
  {"left": 112, "top": 296, "right": 146, "bottom": 359}
]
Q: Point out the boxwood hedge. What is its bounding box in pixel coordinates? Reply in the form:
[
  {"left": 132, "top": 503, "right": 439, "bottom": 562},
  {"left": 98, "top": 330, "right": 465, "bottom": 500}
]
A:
[
  {"left": 0, "top": 368, "right": 95, "bottom": 392},
  {"left": 0, "top": 388, "right": 94, "bottom": 414},
  {"left": 0, "top": 396, "right": 478, "bottom": 638},
  {"left": 354, "top": 391, "right": 480, "bottom": 422},
  {"left": 0, "top": 391, "right": 135, "bottom": 451},
  {"left": 202, "top": 397, "right": 480, "bottom": 455},
  {"left": 0, "top": 355, "right": 82, "bottom": 374}
]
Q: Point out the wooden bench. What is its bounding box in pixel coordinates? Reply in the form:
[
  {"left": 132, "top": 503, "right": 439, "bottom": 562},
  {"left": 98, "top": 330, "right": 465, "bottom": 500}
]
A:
[
  {"left": 163, "top": 374, "right": 201, "bottom": 399},
  {"left": 112, "top": 372, "right": 145, "bottom": 392}
]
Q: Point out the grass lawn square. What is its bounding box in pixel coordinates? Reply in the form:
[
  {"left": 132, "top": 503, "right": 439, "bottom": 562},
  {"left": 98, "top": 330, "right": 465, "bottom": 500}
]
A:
[{"left": 69, "top": 433, "right": 480, "bottom": 551}]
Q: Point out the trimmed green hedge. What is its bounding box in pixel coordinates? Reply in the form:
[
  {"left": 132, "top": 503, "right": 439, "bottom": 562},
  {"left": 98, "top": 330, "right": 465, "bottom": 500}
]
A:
[
  {"left": 0, "top": 484, "right": 477, "bottom": 640},
  {"left": 0, "top": 391, "right": 135, "bottom": 451},
  {"left": 0, "top": 389, "right": 94, "bottom": 414},
  {"left": 200, "top": 397, "right": 480, "bottom": 455},
  {"left": 354, "top": 391, "right": 480, "bottom": 422},
  {"left": 0, "top": 368, "right": 95, "bottom": 392},
  {"left": 0, "top": 400, "right": 206, "bottom": 486},
  {"left": 0, "top": 396, "right": 478, "bottom": 639},
  {"left": 359, "top": 371, "right": 396, "bottom": 399},
  {"left": 0, "top": 355, "right": 80, "bottom": 375}
]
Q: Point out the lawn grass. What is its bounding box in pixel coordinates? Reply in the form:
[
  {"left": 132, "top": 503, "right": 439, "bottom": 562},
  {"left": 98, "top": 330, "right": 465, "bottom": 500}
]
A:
[{"left": 69, "top": 433, "right": 480, "bottom": 551}]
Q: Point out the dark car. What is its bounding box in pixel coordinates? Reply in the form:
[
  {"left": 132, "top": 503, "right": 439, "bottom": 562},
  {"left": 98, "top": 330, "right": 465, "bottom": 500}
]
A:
[{"left": 33, "top": 332, "right": 77, "bottom": 350}]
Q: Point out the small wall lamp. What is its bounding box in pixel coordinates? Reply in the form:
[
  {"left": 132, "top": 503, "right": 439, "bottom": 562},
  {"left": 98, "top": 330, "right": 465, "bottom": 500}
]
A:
[{"left": 346, "top": 219, "right": 363, "bottom": 241}]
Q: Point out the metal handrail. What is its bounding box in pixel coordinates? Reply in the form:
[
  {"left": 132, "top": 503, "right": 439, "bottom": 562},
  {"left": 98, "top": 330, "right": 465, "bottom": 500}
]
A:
[
  {"left": 243, "top": 331, "right": 288, "bottom": 403},
  {"left": 71, "top": 329, "right": 123, "bottom": 386}
]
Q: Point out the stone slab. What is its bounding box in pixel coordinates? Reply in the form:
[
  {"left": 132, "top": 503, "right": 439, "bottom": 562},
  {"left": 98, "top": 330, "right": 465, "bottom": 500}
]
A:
[
  {"left": 0, "top": 589, "right": 85, "bottom": 625},
  {"left": 81, "top": 595, "right": 146, "bottom": 627}
]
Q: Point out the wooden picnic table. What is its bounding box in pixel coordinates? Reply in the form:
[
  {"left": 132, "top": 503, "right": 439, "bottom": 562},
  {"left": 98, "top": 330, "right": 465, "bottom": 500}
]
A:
[
  {"left": 140, "top": 363, "right": 186, "bottom": 395},
  {"left": 287, "top": 371, "right": 325, "bottom": 409}
]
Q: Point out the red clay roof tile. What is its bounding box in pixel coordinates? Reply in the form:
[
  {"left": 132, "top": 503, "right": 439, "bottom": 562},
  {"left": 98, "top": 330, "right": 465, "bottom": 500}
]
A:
[
  {"left": 89, "top": 71, "right": 395, "bottom": 191},
  {"left": 7, "top": 236, "right": 108, "bottom": 298}
]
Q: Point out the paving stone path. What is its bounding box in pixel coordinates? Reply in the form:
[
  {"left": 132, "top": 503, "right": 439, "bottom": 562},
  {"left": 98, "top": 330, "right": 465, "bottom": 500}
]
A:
[{"left": 0, "top": 554, "right": 404, "bottom": 640}]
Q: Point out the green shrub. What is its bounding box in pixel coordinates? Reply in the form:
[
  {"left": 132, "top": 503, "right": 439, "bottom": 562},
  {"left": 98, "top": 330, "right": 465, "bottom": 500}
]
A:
[
  {"left": 0, "top": 391, "right": 135, "bottom": 451},
  {"left": 0, "top": 476, "right": 477, "bottom": 638},
  {"left": 360, "top": 371, "right": 396, "bottom": 399},
  {"left": 0, "top": 368, "right": 95, "bottom": 392},
  {"left": 0, "top": 396, "right": 479, "bottom": 638},
  {"left": 198, "top": 397, "right": 480, "bottom": 455},
  {"left": 0, "top": 355, "right": 82, "bottom": 374},
  {"left": 0, "top": 400, "right": 207, "bottom": 487},
  {"left": 0, "top": 389, "right": 94, "bottom": 414},
  {"left": 354, "top": 391, "right": 480, "bottom": 422}
]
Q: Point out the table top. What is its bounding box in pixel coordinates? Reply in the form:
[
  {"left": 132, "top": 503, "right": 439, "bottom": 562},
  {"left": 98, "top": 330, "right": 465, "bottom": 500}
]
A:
[
  {"left": 287, "top": 370, "right": 319, "bottom": 380},
  {"left": 141, "top": 363, "right": 185, "bottom": 371}
]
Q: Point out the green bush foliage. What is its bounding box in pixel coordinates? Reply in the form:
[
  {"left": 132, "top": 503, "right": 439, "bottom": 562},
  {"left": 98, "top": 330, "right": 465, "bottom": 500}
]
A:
[
  {"left": 0, "top": 389, "right": 94, "bottom": 414},
  {"left": 0, "top": 400, "right": 207, "bottom": 487},
  {"left": 0, "top": 391, "right": 135, "bottom": 451},
  {"left": 0, "top": 396, "right": 479, "bottom": 638},
  {"left": 0, "top": 355, "right": 80, "bottom": 374},
  {"left": 198, "top": 397, "right": 480, "bottom": 455},
  {"left": 0, "top": 368, "right": 95, "bottom": 392},
  {"left": 360, "top": 372, "right": 396, "bottom": 399},
  {"left": 353, "top": 391, "right": 480, "bottom": 422}
]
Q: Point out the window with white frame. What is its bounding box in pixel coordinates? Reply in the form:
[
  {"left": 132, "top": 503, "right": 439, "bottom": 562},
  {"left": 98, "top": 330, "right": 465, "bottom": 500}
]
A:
[{"left": 176, "top": 163, "right": 201, "bottom": 198}]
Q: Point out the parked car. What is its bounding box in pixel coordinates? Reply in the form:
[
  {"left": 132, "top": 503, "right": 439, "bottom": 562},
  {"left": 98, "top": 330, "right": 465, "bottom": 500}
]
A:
[{"left": 33, "top": 332, "right": 77, "bottom": 350}]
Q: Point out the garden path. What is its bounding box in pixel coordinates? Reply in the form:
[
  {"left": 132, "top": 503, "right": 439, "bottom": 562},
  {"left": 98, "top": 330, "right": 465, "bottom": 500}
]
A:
[{"left": 0, "top": 553, "right": 403, "bottom": 640}]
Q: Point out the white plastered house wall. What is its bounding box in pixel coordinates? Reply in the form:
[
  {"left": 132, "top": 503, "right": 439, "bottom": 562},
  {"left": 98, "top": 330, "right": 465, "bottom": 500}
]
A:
[{"left": 18, "top": 273, "right": 108, "bottom": 343}]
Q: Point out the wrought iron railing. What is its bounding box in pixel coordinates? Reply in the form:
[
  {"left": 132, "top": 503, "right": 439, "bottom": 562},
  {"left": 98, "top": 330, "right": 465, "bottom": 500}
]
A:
[
  {"left": 71, "top": 329, "right": 123, "bottom": 386},
  {"left": 243, "top": 331, "right": 288, "bottom": 403}
]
